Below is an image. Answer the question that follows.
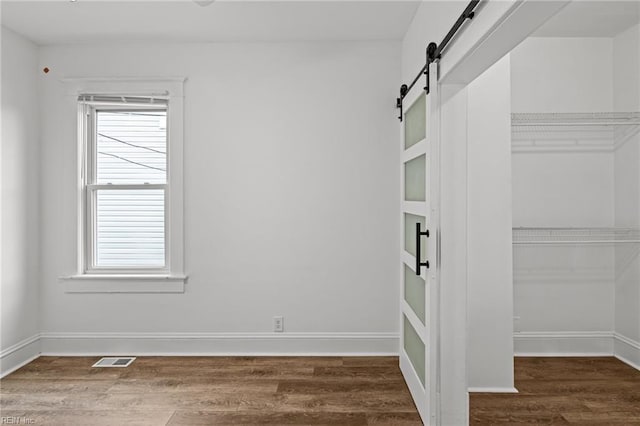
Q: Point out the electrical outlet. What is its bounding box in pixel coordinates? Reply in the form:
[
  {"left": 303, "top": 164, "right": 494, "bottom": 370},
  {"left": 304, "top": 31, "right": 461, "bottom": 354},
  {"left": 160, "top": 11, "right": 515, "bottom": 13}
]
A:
[
  {"left": 273, "top": 316, "right": 284, "bottom": 332},
  {"left": 513, "top": 316, "right": 521, "bottom": 333}
]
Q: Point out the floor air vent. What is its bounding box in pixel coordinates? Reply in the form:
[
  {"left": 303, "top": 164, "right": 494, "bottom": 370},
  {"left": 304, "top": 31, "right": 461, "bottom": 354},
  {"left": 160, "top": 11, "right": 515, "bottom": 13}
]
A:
[{"left": 92, "top": 357, "right": 136, "bottom": 367}]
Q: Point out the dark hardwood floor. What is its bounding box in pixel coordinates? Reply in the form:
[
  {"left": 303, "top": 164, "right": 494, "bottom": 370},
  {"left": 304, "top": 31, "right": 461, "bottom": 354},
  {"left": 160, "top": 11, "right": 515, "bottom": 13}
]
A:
[
  {"left": 0, "top": 356, "right": 422, "bottom": 425},
  {"left": 470, "top": 357, "right": 640, "bottom": 425},
  {"left": 2, "top": 356, "right": 639, "bottom": 425}
]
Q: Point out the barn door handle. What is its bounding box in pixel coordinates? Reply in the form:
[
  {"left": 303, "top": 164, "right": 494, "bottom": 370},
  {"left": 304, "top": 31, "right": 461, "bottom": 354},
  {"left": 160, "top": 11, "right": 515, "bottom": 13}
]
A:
[{"left": 415, "top": 222, "right": 430, "bottom": 275}]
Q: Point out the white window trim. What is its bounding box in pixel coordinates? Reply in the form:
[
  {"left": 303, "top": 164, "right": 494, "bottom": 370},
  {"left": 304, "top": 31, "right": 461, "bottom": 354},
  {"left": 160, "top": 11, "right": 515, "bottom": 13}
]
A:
[
  {"left": 59, "top": 77, "right": 187, "bottom": 293},
  {"left": 83, "top": 103, "right": 169, "bottom": 274}
]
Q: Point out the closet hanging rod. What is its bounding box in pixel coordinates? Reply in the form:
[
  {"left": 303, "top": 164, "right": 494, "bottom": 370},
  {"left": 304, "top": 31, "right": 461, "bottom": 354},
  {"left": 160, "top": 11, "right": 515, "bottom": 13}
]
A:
[
  {"left": 511, "top": 112, "right": 640, "bottom": 126},
  {"left": 513, "top": 122, "right": 640, "bottom": 127},
  {"left": 512, "top": 227, "right": 640, "bottom": 245},
  {"left": 396, "top": 0, "right": 481, "bottom": 121},
  {"left": 513, "top": 240, "right": 640, "bottom": 245}
]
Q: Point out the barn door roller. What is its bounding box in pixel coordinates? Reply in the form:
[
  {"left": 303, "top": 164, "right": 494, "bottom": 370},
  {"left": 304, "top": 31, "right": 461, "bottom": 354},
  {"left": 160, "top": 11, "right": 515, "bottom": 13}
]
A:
[{"left": 397, "top": 0, "right": 480, "bottom": 121}]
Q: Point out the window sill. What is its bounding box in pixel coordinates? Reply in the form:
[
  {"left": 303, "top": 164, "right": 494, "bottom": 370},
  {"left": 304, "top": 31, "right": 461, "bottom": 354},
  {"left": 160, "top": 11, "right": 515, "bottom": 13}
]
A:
[{"left": 60, "top": 274, "right": 187, "bottom": 293}]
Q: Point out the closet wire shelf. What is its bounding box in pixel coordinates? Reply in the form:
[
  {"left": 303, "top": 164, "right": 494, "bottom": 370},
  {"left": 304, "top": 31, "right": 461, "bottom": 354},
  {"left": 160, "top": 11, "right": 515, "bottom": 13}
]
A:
[
  {"left": 513, "top": 228, "right": 640, "bottom": 245},
  {"left": 511, "top": 112, "right": 640, "bottom": 151}
]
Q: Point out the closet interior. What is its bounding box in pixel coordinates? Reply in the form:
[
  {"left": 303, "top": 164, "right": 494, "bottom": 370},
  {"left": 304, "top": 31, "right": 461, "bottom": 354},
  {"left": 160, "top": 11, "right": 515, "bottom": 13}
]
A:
[{"left": 510, "top": 5, "right": 640, "bottom": 365}]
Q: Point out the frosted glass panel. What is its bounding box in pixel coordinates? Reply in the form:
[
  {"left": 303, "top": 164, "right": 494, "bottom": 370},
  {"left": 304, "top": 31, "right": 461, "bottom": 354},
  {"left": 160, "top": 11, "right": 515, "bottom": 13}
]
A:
[
  {"left": 404, "top": 95, "right": 426, "bottom": 149},
  {"left": 404, "top": 264, "right": 425, "bottom": 324},
  {"left": 404, "top": 315, "right": 425, "bottom": 386},
  {"left": 405, "top": 154, "right": 426, "bottom": 202},
  {"left": 404, "top": 213, "right": 428, "bottom": 263}
]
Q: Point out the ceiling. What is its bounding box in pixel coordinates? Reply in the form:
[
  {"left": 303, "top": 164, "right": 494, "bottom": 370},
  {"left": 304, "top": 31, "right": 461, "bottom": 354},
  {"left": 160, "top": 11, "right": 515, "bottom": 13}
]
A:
[
  {"left": 0, "top": 0, "right": 422, "bottom": 45},
  {"left": 534, "top": 1, "right": 640, "bottom": 37}
]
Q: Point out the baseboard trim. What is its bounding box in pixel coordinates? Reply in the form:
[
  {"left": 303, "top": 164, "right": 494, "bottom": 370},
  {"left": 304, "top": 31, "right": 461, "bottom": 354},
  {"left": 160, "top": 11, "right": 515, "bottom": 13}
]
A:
[
  {"left": 468, "top": 387, "right": 519, "bottom": 393},
  {"left": 0, "top": 334, "right": 42, "bottom": 378},
  {"left": 39, "top": 332, "right": 399, "bottom": 356},
  {"left": 0, "top": 354, "right": 41, "bottom": 379},
  {"left": 514, "top": 331, "right": 614, "bottom": 356},
  {"left": 614, "top": 333, "right": 640, "bottom": 371},
  {"left": 615, "top": 353, "right": 640, "bottom": 371}
]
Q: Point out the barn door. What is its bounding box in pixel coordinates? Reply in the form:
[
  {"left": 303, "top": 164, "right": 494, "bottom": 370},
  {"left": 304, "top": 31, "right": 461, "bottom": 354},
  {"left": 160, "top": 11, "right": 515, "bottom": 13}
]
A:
[{"left": 400, "top": 63, "right": 440, "bottom": 425}]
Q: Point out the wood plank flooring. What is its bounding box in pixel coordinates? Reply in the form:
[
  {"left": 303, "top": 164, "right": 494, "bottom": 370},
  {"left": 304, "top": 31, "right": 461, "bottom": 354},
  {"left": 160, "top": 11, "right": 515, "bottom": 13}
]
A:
[
  {"left": 0, "top": 356, "right": 422, "bottom": 425},
  {"left": 470, "top": 357, "right": 640, "bottom": 425},
  {"left": 2, "top": 356, "right": 639, "bottom": 425}
]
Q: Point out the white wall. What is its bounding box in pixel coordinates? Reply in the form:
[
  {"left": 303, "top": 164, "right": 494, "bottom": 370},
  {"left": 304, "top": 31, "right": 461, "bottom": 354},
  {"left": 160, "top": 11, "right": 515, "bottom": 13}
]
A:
[
  {"left": 613, "top": 23, "right": 640, "bottom": 368},
  {"left": 511, "top": 37, "right": 613, "bottom": 114},
  {"left": 0, "top": 27, "right": 41, "bottom": 375},
  {"left": 466, "top": 55, "right": 514, "bottom": 391},
  {"left": 37, "top": 42, "right": 401, "bottom": 353},
  {"left": 511, "top": 37, "right": 616, "bottom": 354},
  {"left": 511, "top": 153, "right": 615, "bottom": 228}
]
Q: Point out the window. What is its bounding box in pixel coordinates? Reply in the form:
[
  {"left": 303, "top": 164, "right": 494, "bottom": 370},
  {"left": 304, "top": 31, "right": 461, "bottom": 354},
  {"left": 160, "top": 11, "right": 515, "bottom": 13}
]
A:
[
  {"left": 81, "top": 96, "right": 168, "bottom": 271},
  {"left": 63, "top": 78, "right": 185, "bottom": 292}
]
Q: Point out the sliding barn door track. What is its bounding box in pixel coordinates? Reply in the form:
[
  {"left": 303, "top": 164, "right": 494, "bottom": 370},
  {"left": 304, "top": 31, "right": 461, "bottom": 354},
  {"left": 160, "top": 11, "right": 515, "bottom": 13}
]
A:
[{"left": 397, "top": 0, "right": 481, "bottom": 121}]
